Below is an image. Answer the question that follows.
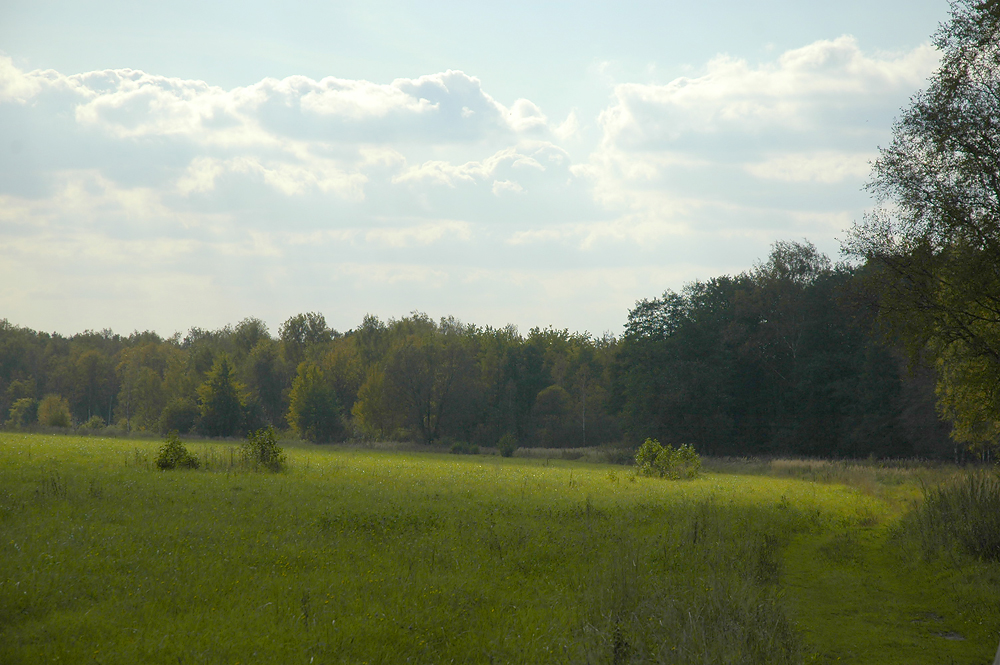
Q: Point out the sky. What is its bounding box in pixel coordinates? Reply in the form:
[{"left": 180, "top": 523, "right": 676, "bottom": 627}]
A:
[{"left": 0, "top": 0, "right": 949, "bottom": 338}]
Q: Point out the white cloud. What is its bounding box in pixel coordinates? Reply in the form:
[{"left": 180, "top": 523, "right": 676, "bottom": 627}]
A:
[
  {"left": 507, "top": 98, "right": 548, "bottom": 133},
  {"left": 492, "top": 180, "right": 523, "bottom": 196},
  {"left": 391, "top": 143, "right": 559, "bottom": 187},
  {"left": 575, "top": 35, "right": 938, "bottom": 257},
  {"left": 598, "top": 37, "right": 937, "bottom": 147},
  {"left": 365, "top": 220, "right": 471, "bottom": 247},
  {"left": 745, "top": 151, "right": 876, "bottom": 183},
  {"left": 554, "top": 111, "right": 580, "bottom": 141},
  {"left": 0, "top": 38, "right": 940, "bottom": 336},
  {"left": 0, "top": 56, "right": 42, "bottom": 102}
]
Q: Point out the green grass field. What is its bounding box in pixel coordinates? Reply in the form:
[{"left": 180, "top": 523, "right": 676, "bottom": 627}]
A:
[{"left": 1, "top": 433, "right": 997, "bottom": 664}]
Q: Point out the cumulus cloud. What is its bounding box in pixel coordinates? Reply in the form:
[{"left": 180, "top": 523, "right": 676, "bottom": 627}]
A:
[
  {"left": 576, "top": 36, "right": 938, "bottom": 253},
  {"left": 0, "top": 38, "right": 940, "bottom": 336},
  {"left": 392, "top": 144, "right": 559, "bottom": 188},
  {"left": 599, "top": 36, "right": 936, "bottom": 148},
  {"left": 492, "top": 180, "right": 523, "bottom": 196}
]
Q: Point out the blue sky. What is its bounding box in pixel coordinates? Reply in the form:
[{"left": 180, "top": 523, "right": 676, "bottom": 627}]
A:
[{"left": 0, "top": 0, "right": 948, "bottom": 337}]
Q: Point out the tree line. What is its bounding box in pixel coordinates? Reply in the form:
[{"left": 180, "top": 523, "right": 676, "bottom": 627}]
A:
[
  {"left": 0, "top": 312, "right": 620, "bottom": 449},
  {"left": 0, "top": 242, "right": 958, "bottom": 458}
]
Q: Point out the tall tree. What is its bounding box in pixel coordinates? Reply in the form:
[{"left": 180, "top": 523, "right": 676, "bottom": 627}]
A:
[
  {"left": 844, "top": 0, "right": 1000, "bottom": 454},
  {"left": 280, "top": 312, "right": 332, "bottom": 366},
  {"left": 287, "top": 362, "right": 344, "bottom": 443},
  {"left": 383, "top": 315, "right": 476, "bottom": 444},
  {"left": 197, "top": 354, "right": 246, "bottom": 437}
]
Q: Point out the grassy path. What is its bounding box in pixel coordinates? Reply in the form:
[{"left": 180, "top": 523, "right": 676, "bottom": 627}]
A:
[{"left": 783, "top": 508, "right": 999, "bottom": 663}]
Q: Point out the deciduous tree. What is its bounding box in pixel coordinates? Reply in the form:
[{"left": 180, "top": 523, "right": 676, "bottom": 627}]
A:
[
  {"left": 844, "top": 0, "right": 1000, "bottom": 455},
  {"left": 287, "top": 362, "right": 344, "bottom": 443}
]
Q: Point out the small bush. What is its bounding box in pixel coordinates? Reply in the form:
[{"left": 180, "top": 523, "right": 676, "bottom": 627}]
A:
[
  {"left": 904, "top": 471, "right": 1000, "bottom": 561},
  {"left": 635, "top": 438, "right": 702, "bottom": 479},
  {"left": 635, "top": 438, "right": 662, "bottom": 474},
  {"left": 38, "top": 394, "right": 72, "bottom": 428},
  {"left": 497, "top": 433, "right": 518, "bottom": 458},
  {"left": 242, "top": 426, "right": 287, "bottom": 472},
  {"left": 156, "top": 432, "right": 200, "bottom": 470},
  {"left": 450, "top": 441, "right": 479, "bottom": 455},
  {"left": 81, "top": 415, "right": 105, "bottom": 430}
]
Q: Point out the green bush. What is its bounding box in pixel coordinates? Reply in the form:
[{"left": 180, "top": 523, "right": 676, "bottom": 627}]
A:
[
  {"left": 242, "top": 426, "right": 287, "bottom": 472},
  {"left": 156, "top": 433, "right": 200, "bottom": 470},
  {"left": 497, "top": 433, "right": 518, "bottom": 458},
  {"left": 450, "top": 440, "right": 479, "bottom": 455},
  {"left": 635, "top": 438, "right": 702, "bottom": 479},
  {"left": 635, "top": 438, "right": 662, "bottom": 474},
  {"left": 81, "top": 415, "right": 106, "bottom": 430}
]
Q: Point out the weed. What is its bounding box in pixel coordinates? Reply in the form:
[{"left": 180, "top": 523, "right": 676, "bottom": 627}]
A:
[
  {"left": 36, "top": 470, "right": 67, "bottom": 498},
  {"left": 902, "top": 471, "right": 1000, "bottom": 561}
]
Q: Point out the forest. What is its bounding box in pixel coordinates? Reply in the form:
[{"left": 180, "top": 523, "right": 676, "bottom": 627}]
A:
[{"left": 0, "top": 240, "right": 961, "bottom": 460}]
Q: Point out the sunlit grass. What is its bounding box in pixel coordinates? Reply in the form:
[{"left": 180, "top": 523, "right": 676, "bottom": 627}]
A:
[{"left": 0, "top": 434, "right": 996, "bottom": 664}]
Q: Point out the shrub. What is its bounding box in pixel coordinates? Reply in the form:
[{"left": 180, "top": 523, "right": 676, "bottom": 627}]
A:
[
  {"left": 6, "top": 397, "right": 37, "bottom": 429},
  {"left": 635, "top": 438, "right": 702, "bottom": 479},
  {"left": 635, "top": 438, "right": 663, "bottom": 474},
  {"left": 498, "top": 433, "right": 518, "bottom": 458},
  {"left": 242, "top": 426, "right": 287, "bottom": 472},
  {"left": 81, "top": 415, "right": 106, "bottom": 430},
  {"left": 156, "top": 432, "right": 200, "bottom": 470},
  {"left": 450, "top": 440, "right": 479, "bottom": 455},
  {"left": 37, "top": 394, "right": 72, "bottom": 428}
]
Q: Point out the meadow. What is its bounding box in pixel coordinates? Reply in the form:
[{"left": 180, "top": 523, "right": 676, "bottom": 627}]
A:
[{"left": 0, "top": 433, "right": 997, "bottom": 664}]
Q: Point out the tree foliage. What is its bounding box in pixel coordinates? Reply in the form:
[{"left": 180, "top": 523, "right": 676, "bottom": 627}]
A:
[
  {"left": 844, "top": 0, "right": 1000, "bottom": 455},
  {"left": 38, "top": 394, "right": 72, "bottom": 428},
  {"left": 287, "top": 362, "right": 344, "bottom": 443},
  {"left": 0, "top": 281, "right": 955, "bottom": 459},
  {"left": 615, "top": 242, "right": 947, "bottom": 458},
  {"left": 196, "top": 354, "right": 246, "bottom": 438}
]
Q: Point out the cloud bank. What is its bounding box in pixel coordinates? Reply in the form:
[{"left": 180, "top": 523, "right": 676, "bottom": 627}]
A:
[{"left": 0, "top": 37, "right": 937, "bottom": 335}]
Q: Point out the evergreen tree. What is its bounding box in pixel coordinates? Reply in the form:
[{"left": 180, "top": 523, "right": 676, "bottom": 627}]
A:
[{"left": 197, "top": 354, "right": 245, "bottom": 437}]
